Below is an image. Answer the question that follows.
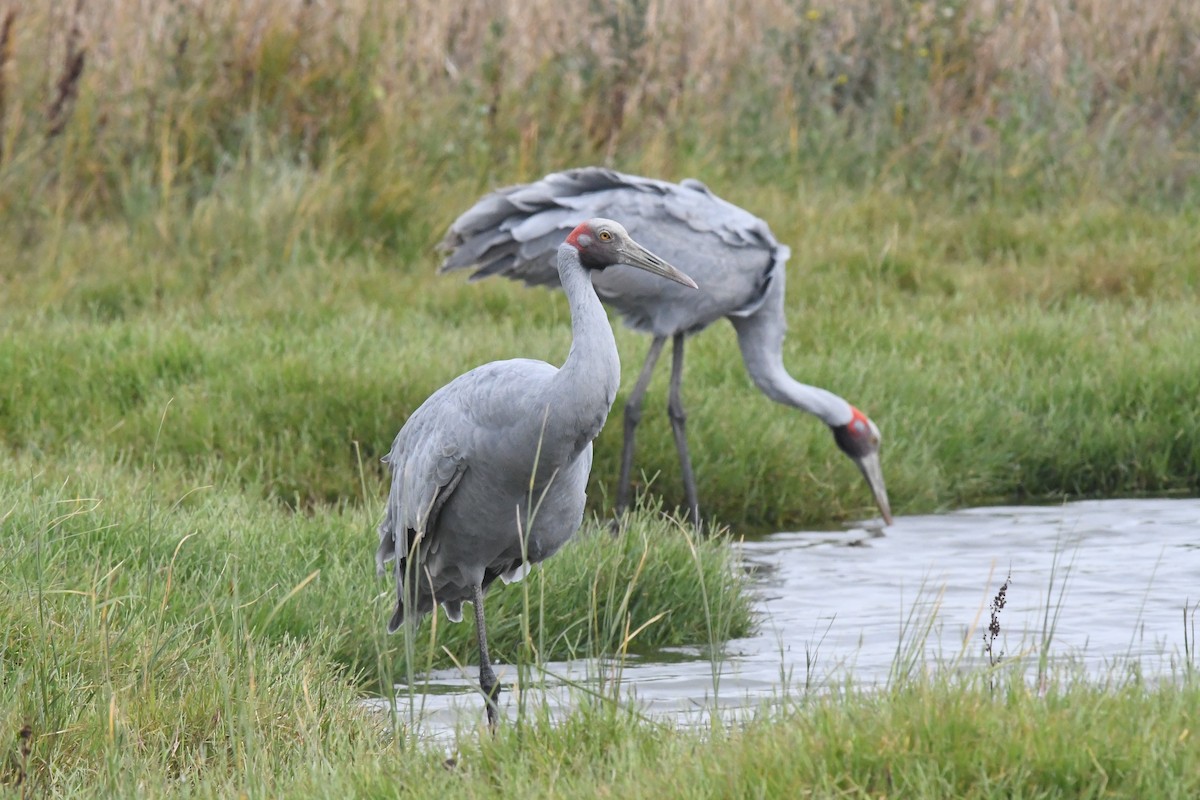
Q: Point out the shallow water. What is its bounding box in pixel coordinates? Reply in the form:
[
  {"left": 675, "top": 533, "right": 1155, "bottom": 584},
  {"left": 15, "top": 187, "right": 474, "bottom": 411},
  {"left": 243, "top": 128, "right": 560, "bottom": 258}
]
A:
[{"left": 376, "top": 498, "right": 1200, "bottom": 739}]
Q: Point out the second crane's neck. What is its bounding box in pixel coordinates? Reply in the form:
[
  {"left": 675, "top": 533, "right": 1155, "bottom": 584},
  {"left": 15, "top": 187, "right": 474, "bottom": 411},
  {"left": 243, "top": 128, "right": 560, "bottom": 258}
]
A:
[
  {"left": 547, "top": 245, "right": 620, "bottom": 443},
  {"left": 729, "top": 264, "right": 854, "bottom": 427}
]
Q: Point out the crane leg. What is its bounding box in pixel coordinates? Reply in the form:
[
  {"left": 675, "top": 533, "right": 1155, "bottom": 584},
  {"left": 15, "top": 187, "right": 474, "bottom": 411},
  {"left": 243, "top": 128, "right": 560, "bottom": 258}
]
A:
[
  {"left": 668, "top": 333, "right": 701, "bottom": 525},
  {"left": 472, "top": 584, "right": 501, "bottom": 731},
  {"left": 615, "top": 336, "right": 667, "bottom": 518}
]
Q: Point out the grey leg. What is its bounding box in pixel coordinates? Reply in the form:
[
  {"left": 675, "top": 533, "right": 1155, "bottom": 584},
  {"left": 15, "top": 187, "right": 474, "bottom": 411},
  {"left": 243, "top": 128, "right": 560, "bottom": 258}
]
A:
[
  {"left": 668, "top": 333, "right": 700, "bottom": 524},
  {"left": 616, "top": 336, "right": 668, "bottom": 517},
  {"left": 472, "top": 584, "right": 501, "bottom": 731}
]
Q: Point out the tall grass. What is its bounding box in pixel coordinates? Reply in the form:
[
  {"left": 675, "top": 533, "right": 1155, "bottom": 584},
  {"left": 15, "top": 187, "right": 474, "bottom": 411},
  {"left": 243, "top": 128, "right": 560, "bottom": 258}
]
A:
[
  {"left": 0, "top": 445, "right": 751, "bottom": 790},
  {"left": 2, "top": 0, "right": 1199, "bottom": 226},
  {"left": 0, "top": 448, "right": 750, "bottom": 679}
]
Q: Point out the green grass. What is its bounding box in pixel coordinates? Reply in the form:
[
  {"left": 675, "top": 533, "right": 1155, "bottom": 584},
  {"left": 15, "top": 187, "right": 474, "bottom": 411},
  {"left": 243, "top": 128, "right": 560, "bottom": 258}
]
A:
[
  {"left": 0, "top": 447, "right": 751, "bottom": 793},
  {"left": 2, "top": 175, "right": 1197, "bottom": 528},
  {"left": 0, "top": 448, "right": 751, "bottom": 681},
  {"left": 7, "top": 643, "right": 1199, "bottom": 798},
  {"left": 433, "top": 671, "right": 1200, "bottom": 800}
]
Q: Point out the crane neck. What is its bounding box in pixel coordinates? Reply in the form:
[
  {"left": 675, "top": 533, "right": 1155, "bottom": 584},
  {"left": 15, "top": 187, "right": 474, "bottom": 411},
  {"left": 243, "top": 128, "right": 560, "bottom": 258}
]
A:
[
  {"left": 545, "top": 245, "right": 620, "bottom": 443},
  {"left": 728, "top": 266, "right": 853, "bottom": 428}
]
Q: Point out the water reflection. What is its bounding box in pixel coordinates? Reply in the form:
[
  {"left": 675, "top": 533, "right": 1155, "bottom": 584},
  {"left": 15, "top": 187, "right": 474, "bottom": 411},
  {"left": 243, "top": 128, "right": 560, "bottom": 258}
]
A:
[{"left": 376, "top": 498, "right": 1200, "bottom": 739}]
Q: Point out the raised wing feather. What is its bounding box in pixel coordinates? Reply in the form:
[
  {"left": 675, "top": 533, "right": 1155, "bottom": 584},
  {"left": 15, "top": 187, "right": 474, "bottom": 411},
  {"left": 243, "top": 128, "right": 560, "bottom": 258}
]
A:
[{"left": 438, "top": 167, "right": 781, "bottom": 290}]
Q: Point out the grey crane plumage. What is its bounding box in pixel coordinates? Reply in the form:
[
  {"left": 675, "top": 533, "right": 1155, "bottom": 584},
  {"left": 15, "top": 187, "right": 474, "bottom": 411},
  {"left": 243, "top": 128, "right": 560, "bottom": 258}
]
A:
[
  {"left": 439, "top": 167, "right": 892, "bottom": 526},
  {"left": 377, "top": 218, "right": 696, "bottom": 729}
]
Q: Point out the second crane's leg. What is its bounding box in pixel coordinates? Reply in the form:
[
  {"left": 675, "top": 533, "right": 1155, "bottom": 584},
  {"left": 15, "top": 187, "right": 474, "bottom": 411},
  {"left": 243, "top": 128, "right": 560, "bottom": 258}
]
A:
[
  {"left": 668, "top": 333, "right": 700, "bottom": 524},
  {"left": 472, "top": 584, "right": 501, "bottom": 731},
  {"left": 616, "top": 336, "right": 667, "bottom": 517}
]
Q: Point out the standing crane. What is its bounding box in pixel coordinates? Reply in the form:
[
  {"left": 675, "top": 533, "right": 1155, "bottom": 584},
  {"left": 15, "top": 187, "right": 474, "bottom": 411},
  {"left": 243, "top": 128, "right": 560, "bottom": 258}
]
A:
[
  {"left": 377, "top": 219, "right": 697, "bottom": 729},
  {"left": 439, "top": 168, "right": 892, "bottom": 526}
]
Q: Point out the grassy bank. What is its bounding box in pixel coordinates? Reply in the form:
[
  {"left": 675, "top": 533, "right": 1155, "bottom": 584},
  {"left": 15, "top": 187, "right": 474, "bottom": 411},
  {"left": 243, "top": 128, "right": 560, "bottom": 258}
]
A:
[
  {"left": 0, "top": 449, "right": 751, "bottom": 791},
  {"left": 0, "top": 450, "right": 751, "bottom": 680},
  {"left": 6, "top": 657, "right": 1198, "bottom": 797}
]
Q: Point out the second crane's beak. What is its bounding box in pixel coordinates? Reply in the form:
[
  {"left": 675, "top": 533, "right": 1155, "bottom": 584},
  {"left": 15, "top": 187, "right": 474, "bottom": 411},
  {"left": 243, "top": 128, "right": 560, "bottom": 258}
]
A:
[
  {"left": 619, "top": 241, "right": 699, "bottom": 289},
  {"left": 852, "top": 451, "right": 893, "bottom": 526}
]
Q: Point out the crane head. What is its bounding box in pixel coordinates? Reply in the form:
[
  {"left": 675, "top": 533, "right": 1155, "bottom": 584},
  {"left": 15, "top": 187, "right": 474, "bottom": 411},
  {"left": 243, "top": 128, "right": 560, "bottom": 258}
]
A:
[
  {"left": 831, "top": 407, "right": 893, "bottom": 526},
  {"left": 566, "top": 218, "right": 698, "bottom": 289}
]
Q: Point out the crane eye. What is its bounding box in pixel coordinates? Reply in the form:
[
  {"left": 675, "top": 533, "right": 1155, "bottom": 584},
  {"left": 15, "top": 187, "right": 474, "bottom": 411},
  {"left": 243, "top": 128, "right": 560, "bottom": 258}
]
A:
[{"left": 598, "top": 230, "right": 612, "bottom": 241}]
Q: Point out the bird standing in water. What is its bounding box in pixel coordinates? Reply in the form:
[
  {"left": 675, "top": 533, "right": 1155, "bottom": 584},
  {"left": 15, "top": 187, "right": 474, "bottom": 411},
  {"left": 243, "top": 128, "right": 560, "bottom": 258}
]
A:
[{"left": 377, "top": 218, "right": 697, "bottom": 728}]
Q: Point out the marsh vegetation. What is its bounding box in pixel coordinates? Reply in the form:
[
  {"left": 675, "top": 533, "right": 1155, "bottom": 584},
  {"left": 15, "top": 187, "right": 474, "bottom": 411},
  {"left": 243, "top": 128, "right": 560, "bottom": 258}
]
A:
[{"left": 2, "top": 0, "right": 1199, "bottom": 795}]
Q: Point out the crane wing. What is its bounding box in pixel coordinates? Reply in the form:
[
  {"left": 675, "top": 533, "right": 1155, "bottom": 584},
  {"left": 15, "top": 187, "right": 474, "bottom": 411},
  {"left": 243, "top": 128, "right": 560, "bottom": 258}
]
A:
[
  {"left": 375, "top": 359, "right": 559, "bottom": 632},
  {"left": 438, "top": 167, "right": 780, "bottom": 289},
  {"left": 376, "top": 381, "right": 469, "bottom": 632}
]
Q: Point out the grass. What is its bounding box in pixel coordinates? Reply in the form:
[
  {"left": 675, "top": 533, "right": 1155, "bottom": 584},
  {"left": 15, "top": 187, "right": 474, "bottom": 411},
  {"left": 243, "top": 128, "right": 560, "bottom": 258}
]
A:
[
  {"left": 0, "top": 447, "right": 751, "bottom": 792},
  {"left": 7, "top": 645, "right": 1199, "bottom": 797},
  {"left": 5, "top": 0, "right": 1200, "bottom": 210},
  {"left": 1, "top": 183, "right": 1197, "bottom": 527},
  {"left": 0, "top": 447, "right": 751, "bottom": 681},
  {"left": 2, "top": 0, "right": 1199, "bottom": 795}
]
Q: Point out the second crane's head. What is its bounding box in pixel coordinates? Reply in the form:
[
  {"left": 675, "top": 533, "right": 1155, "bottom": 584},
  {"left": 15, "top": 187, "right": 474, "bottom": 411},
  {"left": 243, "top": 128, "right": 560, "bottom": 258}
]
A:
[
  {"left": 831, "top": 407, "right": 892, "bottom": 526},
  {"left": 565, "top": 218, "right": 698, "bottom": 289}
]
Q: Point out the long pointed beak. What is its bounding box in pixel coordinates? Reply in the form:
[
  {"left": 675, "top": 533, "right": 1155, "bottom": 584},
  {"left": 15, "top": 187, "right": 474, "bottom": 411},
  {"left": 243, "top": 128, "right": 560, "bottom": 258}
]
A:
[
  {"left": 619, "top": 241, "right": 698, "bottom": 289},
  {"left": 853, "top": 451, "right": 893, "bottom": 526}
]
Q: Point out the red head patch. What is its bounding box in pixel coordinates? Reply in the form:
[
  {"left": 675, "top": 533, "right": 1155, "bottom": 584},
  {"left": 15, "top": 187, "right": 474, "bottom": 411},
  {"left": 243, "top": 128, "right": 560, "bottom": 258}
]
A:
[
  {"left": 565, "top": 221, "right": 591, "bottom": 250},
  {"left": 848, "top": 406, "right": 870, "bottom": 437}
]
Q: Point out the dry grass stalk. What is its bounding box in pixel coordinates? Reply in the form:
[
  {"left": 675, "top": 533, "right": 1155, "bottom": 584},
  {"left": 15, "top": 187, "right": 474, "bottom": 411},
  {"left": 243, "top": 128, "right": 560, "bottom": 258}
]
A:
[
  {"left": 0, "top": 7, "right": 15, "bottom": 162},
  {"left": 0, "top": 724, "right": 32, "bottom": 797},
  {"left": 45, "top": 0, "right": 85, "bottom": 139},
  {"left": 984, "top": 572, "right": 1010, "bottom": 668}
]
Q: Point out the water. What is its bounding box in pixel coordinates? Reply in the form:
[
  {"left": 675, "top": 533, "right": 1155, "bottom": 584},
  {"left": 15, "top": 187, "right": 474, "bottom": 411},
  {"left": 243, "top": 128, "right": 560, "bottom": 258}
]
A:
[{"left": 374, "top": 498, "right": 1200, "bottom": 738}]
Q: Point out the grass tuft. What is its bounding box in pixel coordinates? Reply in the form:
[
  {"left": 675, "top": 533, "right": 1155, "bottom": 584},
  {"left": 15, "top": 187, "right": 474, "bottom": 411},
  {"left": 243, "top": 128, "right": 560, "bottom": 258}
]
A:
[{"left": 0, "top": 450, "right": 752, "bottom": 790}]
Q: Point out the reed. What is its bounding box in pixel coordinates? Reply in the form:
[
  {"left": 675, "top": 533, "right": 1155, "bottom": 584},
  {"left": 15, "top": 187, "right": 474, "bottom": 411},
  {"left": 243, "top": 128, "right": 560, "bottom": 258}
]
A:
[{"left": 2, "top": 0, "right": 1198, "bottom": 227}]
